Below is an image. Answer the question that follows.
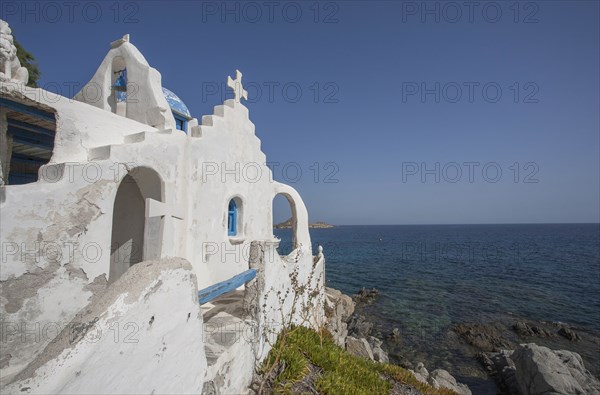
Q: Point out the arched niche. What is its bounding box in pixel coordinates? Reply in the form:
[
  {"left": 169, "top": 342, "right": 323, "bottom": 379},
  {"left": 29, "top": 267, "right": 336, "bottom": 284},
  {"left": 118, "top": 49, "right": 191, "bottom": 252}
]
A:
[{"left": 109, "top": 167, "right": 163, "bottom": 283}]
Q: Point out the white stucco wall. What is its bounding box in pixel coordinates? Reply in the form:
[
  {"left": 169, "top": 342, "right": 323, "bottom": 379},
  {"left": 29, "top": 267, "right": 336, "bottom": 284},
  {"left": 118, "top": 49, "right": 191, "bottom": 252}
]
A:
[
  {"left": 2, "top": 258, "right": 207, "bottom": 395},
  {"left": 187, "top": 99, "right": 312, "bottom": 289}
]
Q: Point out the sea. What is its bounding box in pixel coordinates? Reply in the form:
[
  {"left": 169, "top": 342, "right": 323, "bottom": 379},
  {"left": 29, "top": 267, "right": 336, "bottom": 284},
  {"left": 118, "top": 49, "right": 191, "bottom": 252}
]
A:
[{"left": 274, "top": 223, "right": 600, "bottom": 394}]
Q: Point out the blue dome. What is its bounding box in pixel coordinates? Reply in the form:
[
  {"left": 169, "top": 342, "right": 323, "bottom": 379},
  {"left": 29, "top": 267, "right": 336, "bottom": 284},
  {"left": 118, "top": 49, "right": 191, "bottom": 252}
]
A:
[{"left": 162, "top": 87, "right": 191, "bottom": 118}]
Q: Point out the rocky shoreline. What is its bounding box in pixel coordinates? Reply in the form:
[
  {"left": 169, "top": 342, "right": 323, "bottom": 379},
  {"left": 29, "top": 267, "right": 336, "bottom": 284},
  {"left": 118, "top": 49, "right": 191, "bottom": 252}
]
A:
[
  {"left": 478, "top": 344, "right": 600, "bottom": 394},
  {"left": 454, "top": 320, "right": 600, "bottom": 394},
  {"left": 325, "top": 287, "right": 600, "bottom": 395},
  {"left": 325, "top": 287, "right": 472, "bottom": 395}
]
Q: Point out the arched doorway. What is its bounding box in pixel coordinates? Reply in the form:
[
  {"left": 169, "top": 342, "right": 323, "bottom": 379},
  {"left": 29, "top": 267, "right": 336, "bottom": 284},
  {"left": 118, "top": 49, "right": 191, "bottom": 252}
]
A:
[
  {"left": 272, "top": 193, "right": 298, "bottom": 255},
  {"left": 109, "top": 168, "right": 163, "bottom": 282}
]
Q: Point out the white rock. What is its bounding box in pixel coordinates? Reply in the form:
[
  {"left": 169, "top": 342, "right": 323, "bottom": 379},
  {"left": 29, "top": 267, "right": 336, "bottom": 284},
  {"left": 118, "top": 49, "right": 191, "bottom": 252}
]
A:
[
  {"left": 428, "top": 369, "right": 472, "bottom": 395},
  {"left": 409, "top": 362, "right": 430, "bottom": 384},
  {"left": 325, "top": 287, "right": 355, "bottom": 347},
  {"left": 2, "top": 258, "right": 207, "bottom": 395},
  {"left": 367, "top": 336, "right": 389, "bottom": 363},
  {"left": 513, "top": 343, "right": 600, "bottom": 395},
  {"left": 346, "top": 336, "right": 374, "bottom": 360}
]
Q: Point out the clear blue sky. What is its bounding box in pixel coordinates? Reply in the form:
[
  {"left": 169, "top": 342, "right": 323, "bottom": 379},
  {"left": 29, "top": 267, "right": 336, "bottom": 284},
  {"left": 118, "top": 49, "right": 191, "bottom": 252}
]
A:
[{"left": 4, "top": 1, "right": 599, "bottom": 225}]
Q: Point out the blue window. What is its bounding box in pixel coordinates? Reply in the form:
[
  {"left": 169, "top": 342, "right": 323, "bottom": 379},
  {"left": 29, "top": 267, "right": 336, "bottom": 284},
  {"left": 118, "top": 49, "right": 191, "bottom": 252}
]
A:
[
  {"left": 227, "top": 199, "right": 237, "bottom": 236},
  {"left": 173, "top": 112, "right": 188, "bottom": 133},
  {"left": 113, "top": 68, "right": 127, "bottom": 102}
]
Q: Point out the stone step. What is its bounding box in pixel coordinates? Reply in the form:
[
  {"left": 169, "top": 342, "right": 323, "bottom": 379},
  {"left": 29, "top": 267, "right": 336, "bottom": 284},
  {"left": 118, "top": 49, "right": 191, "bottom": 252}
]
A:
[
  {"left": 190, "top": 125, "right": 203, "bottom": 138},
  {"left": 213, "top": 105, "right": 226, "bottom": 117},
  {"left": 206, "top": 329, "right": 241, "bottom": 348},
  {"left": 123, "top": 132, "right": 146, "bottom": 144},
  {"left": 87, "top": 145, "right": 111, "bottom": 161},
  {"left": 201, "top": 115, "right": 214, "bottom": 127},
  {"left": 203, "top": 300, "right": 255, "bottom": 367},
  {"left": 122, "top": 129, "right": 172, "bottom": 143},
  {"left": 87, "top": 128, "right": 176, "bottom": 161}
]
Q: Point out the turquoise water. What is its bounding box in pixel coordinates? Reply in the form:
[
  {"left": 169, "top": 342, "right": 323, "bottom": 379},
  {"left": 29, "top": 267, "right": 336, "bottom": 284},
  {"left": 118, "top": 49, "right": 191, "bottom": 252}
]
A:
[{"left": 274, "top": 224, "right": 600, "bottom": 393}]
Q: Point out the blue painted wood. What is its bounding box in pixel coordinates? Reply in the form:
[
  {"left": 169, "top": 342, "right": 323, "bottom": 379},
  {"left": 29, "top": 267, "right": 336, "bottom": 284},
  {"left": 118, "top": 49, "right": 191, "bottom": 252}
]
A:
[
  {"left": 198, "top": 268, "right": 257, "bottom": 305},
  {"left": 0, "top": 98, "right": 55, "bottom": 122},
  {"left": 11, "top": 136, "right": 54, "bottom": 152},
  {"left": 7, "top": 119, "right": 55, "bottom": 138},
  {"left": 9, "top": 172, "right": 37, "bottom": 184},
  {"left": 8, "top": 126, "right": 55, "bottom": 147},
  {"left": 10, "top": 153, "right": 49, "bottom": 165}
]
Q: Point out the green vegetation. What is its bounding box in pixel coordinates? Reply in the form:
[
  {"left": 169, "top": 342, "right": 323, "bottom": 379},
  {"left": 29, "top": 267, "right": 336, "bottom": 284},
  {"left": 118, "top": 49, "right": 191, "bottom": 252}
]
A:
[
  {"left": 14, "top": 38, "right": 40, "bottom": 87},
  {"left": 260, "top": 325, "right": 458, "bottom": 395}
]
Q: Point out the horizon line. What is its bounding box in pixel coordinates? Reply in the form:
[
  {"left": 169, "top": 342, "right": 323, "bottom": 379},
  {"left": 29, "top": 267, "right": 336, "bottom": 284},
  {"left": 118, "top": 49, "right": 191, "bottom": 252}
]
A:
[{"left": 306, "top": 222, "right": 600, "bottom": 227}]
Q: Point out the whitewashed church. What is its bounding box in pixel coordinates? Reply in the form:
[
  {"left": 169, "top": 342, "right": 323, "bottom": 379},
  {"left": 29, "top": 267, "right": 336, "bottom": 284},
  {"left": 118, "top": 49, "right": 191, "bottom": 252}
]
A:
[{"left": 0, "top": 19, "right": 324, "bottom": 394}]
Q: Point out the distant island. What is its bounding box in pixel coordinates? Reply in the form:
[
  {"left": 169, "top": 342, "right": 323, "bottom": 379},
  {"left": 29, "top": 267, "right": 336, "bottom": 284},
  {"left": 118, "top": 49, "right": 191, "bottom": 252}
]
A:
[{"left": 274, "top": 218, "right": 334, "bottom": 229}]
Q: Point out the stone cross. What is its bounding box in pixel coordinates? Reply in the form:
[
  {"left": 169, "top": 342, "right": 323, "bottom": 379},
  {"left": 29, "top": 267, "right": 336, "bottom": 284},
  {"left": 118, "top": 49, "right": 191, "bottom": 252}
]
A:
[{"left": 227, "top": 69, "right": 248, "bottom": 103}]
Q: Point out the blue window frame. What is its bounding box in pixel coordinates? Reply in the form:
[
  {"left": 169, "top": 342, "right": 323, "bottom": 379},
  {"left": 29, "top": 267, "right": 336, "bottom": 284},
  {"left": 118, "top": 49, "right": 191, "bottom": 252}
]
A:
[
  {"left": 173, "top": 112, "right": 188, "bottom": 133},
  {"left": 227, "top": 199, "right": 237, "bottom": 236}
]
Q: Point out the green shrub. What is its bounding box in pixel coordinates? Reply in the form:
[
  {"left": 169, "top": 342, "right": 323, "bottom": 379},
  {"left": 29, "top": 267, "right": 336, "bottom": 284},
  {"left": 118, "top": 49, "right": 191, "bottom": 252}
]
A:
[{"left": 261, "top": 326, "right": 458, "bottom": 395}]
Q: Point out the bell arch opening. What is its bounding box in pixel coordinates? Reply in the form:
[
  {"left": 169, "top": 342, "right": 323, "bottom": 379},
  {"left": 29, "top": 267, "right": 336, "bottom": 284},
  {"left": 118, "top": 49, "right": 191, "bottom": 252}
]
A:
[
  {"left": 109, "top": 56, "right": 127, "bottom": 116},
  {"left": 272, "top": 193, "right": 298, "bottom": 255}
]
